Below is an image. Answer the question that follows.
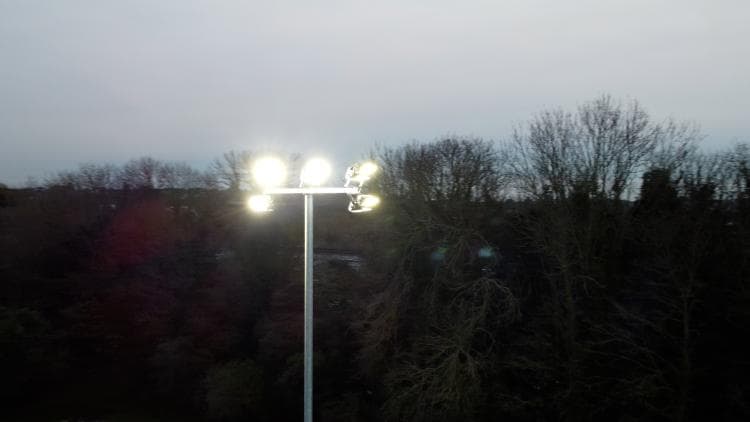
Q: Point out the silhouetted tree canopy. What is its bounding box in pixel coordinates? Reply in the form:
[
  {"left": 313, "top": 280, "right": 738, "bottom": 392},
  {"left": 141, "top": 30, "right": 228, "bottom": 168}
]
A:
[{"left": 1, "top": 96, "right": 748, "bottom": 421}]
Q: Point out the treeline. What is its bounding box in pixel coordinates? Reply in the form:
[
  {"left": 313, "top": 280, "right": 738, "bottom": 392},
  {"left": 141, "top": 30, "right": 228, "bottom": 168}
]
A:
[
  {"left": 36, "top": 150, "right": 301, "bottom": 191},
  {"left": 1, "top": 95, "right": 749, "bottom": 421}
]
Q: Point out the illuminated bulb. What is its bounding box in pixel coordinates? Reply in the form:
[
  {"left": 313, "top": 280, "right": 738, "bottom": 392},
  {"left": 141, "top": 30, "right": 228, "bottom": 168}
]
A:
[
  {"left": 300, "top": 158, "right": 331, "bottom": 186},
  {"left": 360, "top": 194, "right": 381, "bottom": 209},
  {"left": 252, "top": 157, "right": 287, "bottom": 188},
  {"left": 359, "top": 161, "right": 378, "bottom": 179},
  {"left": 347, "top": 161, "right": 379, "bottom": 184},
  {"left": 247, "top": 194, "right": 273, "bottom": 213},
  {"left": 348, "top": 194, "right": 381, "bottom": 213}
]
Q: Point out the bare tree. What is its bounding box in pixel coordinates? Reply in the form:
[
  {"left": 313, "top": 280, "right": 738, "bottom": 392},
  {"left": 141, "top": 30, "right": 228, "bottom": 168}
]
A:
[
  {"left": 45, "top": 163, "right": 118, "bottom": 190},
  {"left": 119, "top": 156, "right": 163, "bottom": 189},
  {"left": 378, "top": 137, "right": 508, "bottom": 217},
  {"left": 576, "top": 96, "right": 658, "bottom": 199},
  {"left": 508, "top": 95, "right": 700, "bottom": 201},
  {"left": 361, "top": 137, "right": 517, "bottom": 421},
  {"left": 210, "top": 150, "right": 252, "bottom": 190},
  {"left": 726, "top": 143, "right": 750, "bottom": 201},
  {"left": 157, "top": 162, "right": 205, "bottom": 189},
  {"left": 507, "top": 109, "right": 577, "bottom": 200},
  {"left": 501, "top": 95, "right": 704, "bottom": 416}
]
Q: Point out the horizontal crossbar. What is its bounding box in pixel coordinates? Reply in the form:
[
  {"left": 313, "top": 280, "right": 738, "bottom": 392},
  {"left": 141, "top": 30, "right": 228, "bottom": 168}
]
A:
[{"left": 263, "top": 187, "right": 359, "bottom": 195}]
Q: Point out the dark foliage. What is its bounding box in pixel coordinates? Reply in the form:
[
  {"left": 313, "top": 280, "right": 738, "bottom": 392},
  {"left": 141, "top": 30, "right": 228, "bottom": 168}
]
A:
[{"left": 1, "top": 98, "right": 748, "bottom": 421}]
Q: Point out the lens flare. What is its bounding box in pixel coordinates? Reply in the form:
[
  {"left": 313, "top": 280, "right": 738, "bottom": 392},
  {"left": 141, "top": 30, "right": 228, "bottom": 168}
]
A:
[
  {"left": 360, "top": 194, "right": 381, "bottom": 208},
  {"left": 347, "top": 161, "right": 379, "bottom": 184},
  {"left": 348, "top": 194, "right": 381, "bottom": 213},
  {"left": 247, "top": 194, "right": 273, "bottom": 213},
  {"left": 359, "top": 161, "right": 378, "bottom": 179},
  {"left": 300, "top": 158, "right": 331, "bottom": 186},
  {"left": 252, "top": 157, "right": 287, "bottom": 188}
]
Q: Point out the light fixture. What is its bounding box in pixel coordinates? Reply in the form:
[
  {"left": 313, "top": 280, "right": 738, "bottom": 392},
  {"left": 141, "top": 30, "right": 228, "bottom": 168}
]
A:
[
  {"left": 360, "top": 194, "right": 380, "bottom": 208},
  {"left": 252, "top": 157, "right": 287, "bottom": 188},
  {"left": 247, "top": 194, "right": 273, "bottom": 213},
  {"left": 348, "top": 194, "right": 381, "bottom": 213},
  {"left": 245, "top": 157, "right": 382, "bottom": 422},
  {"left": 345, "top": 161, "right": 379, "bottom": 186},
  {"left": 300, "top": 158, "right": 331, "bottom": 186},
  {"left": 359, "top": 161, "right": 378, "bottom": 179}
]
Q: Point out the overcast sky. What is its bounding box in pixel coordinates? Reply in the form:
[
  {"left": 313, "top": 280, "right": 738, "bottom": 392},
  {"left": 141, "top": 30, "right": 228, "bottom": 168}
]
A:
[{"left": 1, "top": 0, "right": 749, "bottom": 185}]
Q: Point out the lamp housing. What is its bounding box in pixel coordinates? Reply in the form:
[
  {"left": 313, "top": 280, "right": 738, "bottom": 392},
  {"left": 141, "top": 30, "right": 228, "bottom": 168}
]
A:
[
  {"left": 300, "top": 158, "right": 331, "bottom": 186},
  {"left": 252, "top": 157, "right": 287, "bottom": 188},
  {"left": 345, "top": 161, "right": 379, "bottom": 186},
  {"left": 247, "top": 194, "right": 273, "bottom": 213}
]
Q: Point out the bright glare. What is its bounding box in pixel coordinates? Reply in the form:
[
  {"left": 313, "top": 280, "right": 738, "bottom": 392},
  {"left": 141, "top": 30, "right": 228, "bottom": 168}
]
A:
[
  {"left": 300, "top": 158, "right": 331, "bottom": 186},
  {"left": 252, "top": 157, "right": 287, "bottom": 188},
  {"left": 360, "top": 194, "right": 381, "bottom": 209},
  {"left": 247, "top": 194, "right": 273, "bottom": 213},
  {"left": 348, "top": 194, "right": 381, "bottom": 213},
  {"left": 347, "top": 161, "right": 379, "bottom": 184},
  {"left": 359, "top": 162, "right": 378, "bottom": 179}
]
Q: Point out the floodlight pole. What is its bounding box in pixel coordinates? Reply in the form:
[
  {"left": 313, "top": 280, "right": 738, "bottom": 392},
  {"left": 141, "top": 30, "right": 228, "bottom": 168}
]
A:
[
  {"left": 303, "top": 193, "right": 313, "bottom": 422},
  {"left": 264, "top": 186, "right": 358, "bottom": 422}
]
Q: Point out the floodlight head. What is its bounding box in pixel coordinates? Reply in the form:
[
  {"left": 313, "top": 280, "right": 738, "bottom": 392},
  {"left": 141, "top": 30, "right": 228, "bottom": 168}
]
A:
[
  {"left": 252, "top": 157, "right": 287, "bottom": 188},
  {"left": 345, "top": 161, "right": 379, "bottom": 186},
  {"left": 247, "top": 194, "right": 273, "bottom": 213},
  {"left": 300, "top": 158, "right": 331, "bottom": 186},
  {"left": 348, "top": 194, "right": 381, "bottom": 213},
  {"left": 360, "top": 194, "right": 380, "bottom": 208},
  {"left": 359, "top": 161, "right": 378, "bottom": 179}
]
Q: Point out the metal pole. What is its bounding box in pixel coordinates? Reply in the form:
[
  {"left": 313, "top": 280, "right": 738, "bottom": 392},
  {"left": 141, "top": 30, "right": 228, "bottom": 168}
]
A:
[{"left": 304, "top": 194, "right": 314, "bottom": 422}]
